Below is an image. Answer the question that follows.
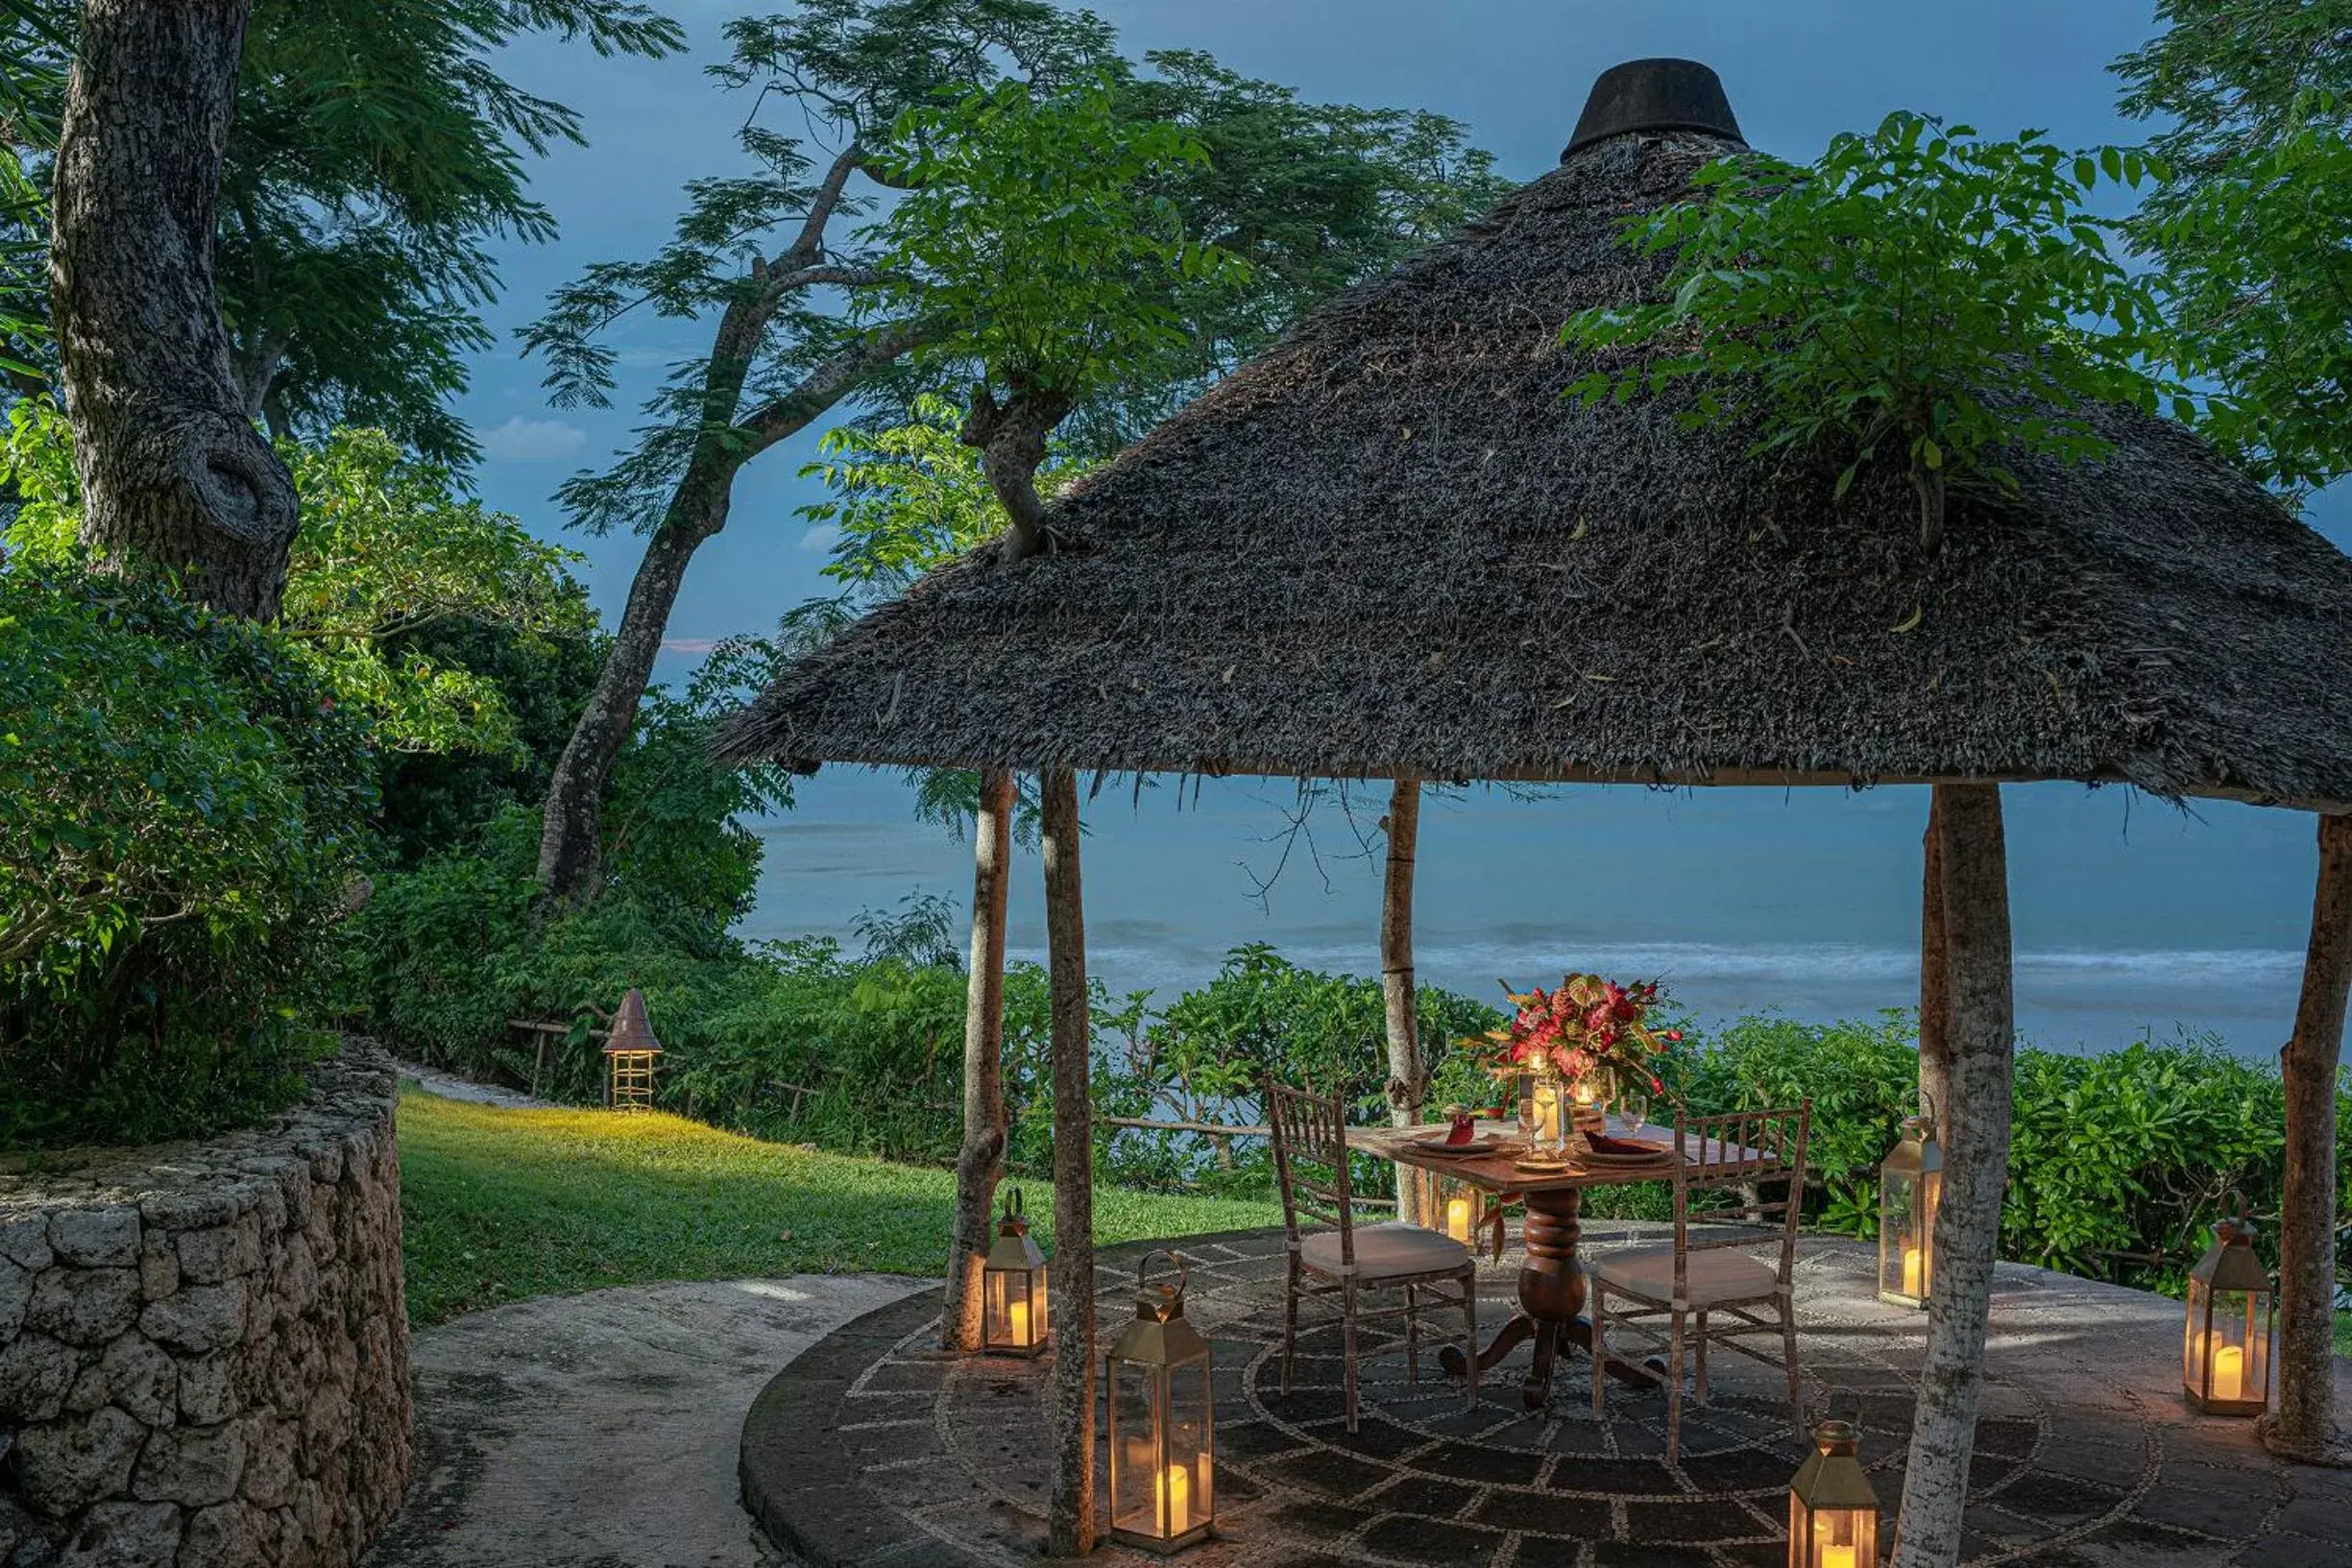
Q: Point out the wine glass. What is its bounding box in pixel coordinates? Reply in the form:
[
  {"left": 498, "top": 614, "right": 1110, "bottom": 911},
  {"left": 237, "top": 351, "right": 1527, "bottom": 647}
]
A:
[
  {"left": 1515, "top": 1075, "right": 1540, "bottom": 1149},
  {"left": 1614, "top": 1085, "right": 1653, "bottom": 1138}
]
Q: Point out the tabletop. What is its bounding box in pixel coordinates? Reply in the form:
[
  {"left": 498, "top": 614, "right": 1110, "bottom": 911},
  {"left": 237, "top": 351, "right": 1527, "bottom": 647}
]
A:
[{"left": 1351, "top": 1118, "right": 1770, "bottom": 1196}]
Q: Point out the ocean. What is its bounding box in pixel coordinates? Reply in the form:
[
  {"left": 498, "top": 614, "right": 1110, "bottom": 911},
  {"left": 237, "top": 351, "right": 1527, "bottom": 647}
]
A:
[{"left": 741, "top": 770, "right": 2323, "bottom": 1061}]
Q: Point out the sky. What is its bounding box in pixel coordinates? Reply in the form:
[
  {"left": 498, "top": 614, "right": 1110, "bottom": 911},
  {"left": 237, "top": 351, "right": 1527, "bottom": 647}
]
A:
[{"left": 441, "top": 2, "right": 2349, "bottom": 1054}]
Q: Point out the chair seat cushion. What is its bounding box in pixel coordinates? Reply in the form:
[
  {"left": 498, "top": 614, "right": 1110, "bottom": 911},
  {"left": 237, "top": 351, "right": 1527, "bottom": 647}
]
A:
[
  {"left": 1300, "top": 1223, "right": 1471, "bottom": 1280},
  {"left": 1594, "top": 1245, "right": 1779, "bottom": 1307}
]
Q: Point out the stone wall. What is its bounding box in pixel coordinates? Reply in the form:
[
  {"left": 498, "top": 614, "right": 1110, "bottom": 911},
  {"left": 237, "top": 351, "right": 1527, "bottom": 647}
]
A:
[{"left": 0, "top": 1045, "right": 410, "bottom": 1568}]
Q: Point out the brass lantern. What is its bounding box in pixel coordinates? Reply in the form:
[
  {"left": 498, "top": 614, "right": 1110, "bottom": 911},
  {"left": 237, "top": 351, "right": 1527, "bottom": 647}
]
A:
[
  {"left": 603, "top": 987, "right": 662, "bottom": 1111},
  {"left": 1789, "top": 1416, "right": 1880, "bottom": 1568},
  {"left": 980, "top": 1188, "right": 1049, "bottom": 1357},
  {"left": 2183, "top": 1194, "right": 2274, "bottom": 1417},
  {"left": 1876, "top": 1099, "right": 1942, "bottom": 1308},
  {"left": 1106, "top": 1250, "right": 1214, "bottom": 1553}
]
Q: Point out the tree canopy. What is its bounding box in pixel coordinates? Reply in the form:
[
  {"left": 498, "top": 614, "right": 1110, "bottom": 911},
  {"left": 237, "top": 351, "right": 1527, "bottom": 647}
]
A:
[
  {"left": 2, "top": 0, "right": 684, "bottom": 463},
  {"left": 2117, "top": 0, "right": 2352, "bottom": 500},
  {"left": 1561, "top": 113, "right": 2184, "bottom": 553}
]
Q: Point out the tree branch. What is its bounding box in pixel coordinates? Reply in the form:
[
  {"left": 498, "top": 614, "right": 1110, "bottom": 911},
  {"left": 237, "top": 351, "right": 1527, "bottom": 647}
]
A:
[{"left": 735, "top": 317, "right": 934, "bottom": 459}]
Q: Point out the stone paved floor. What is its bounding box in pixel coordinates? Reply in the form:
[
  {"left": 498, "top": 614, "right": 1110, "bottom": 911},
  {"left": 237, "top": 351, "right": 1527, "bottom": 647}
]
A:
[{"left": 741, "top": 1226, "right": 2352, "bottom": 1568}]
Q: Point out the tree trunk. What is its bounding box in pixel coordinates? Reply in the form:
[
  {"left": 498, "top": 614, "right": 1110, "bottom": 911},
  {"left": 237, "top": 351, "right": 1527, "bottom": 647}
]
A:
[
  {"left": 963, "top": 377, "right": 1074, "bottom": 561},
  {"left": 1041, "top": 769, "right": 1097, "bottom": 1556},
  {"left": 1918, "top": 792, "right": 1952, "bottom": 1135},
  {"left": 1893, "top": 782, "right": 2015, "bottom": 1568},
  {"left": 1381, "top": 779, "right": 1426, "bottom": 1225},
  {"left": 537, "top": 487, "right": 728, "bottom": 907},
  {"left": 2261, "top": 811, "right": 2352, "bottom": 1466},
  {"left": 54, "top": 0, "right": 298, "bottom": 620},
  {"left": 533, "top": 319, "right": 924, "bottom": 909},
  {"left": 942, "top": 768, "right": 1015, "bottom": 1352}
]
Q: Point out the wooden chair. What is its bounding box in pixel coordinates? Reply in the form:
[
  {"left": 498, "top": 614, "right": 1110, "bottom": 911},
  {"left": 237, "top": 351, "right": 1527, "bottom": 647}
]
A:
[
  {"left": 1267, "top": 1077, "right": 1479, "bottom": 1432},
  {"left": 1588, "top": 1102, "right": 1811, "bottom": 1460}
]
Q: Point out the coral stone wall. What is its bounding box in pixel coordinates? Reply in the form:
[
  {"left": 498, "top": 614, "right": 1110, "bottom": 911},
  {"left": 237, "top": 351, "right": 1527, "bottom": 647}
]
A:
[{"left": 0, "top": 1045, "right": 410, "bottom": 1568}]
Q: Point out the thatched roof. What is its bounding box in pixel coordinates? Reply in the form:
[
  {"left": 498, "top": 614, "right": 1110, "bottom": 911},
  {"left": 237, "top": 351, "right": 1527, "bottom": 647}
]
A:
[{"left": 718, "top": 93, "right": 2352, "bottom": 812}]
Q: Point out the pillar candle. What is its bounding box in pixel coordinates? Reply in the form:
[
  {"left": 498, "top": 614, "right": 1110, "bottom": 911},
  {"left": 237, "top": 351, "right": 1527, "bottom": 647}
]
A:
[
  {"left": 1158, "top": 1462, "right": 1191, "bottom": 1534},
  {"left": 1006, "top": 1296, "right": 1030, "bottom": 1345},
  {"left": 2210, "top": 1343, "right": 2244, "bottom": 1401},
  {"left": 1533, "top": 1082, "right": 1560, "bottom": 1141},
  {"left": 1900, "top": 1243, "right": 1924, "bottom": 1298},
  {"left": 1446, "top": 1195, "right": 1473, "bottom": 1244}
]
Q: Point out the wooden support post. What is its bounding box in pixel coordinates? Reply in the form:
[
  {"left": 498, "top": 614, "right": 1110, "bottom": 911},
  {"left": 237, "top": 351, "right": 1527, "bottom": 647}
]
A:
[
  {"left": 1381, "top": 779, "right": 1426, "bottom": 1225},
  {"left": 943, "top": 768, "right": 1015, "bottom": 1351},
  {"left": 1893, "top": 783, "right": 2016, "bottom": 1568},
  {"left": 1918, "top": 791, "right": 1952, "bottom": 1134},
  {"left": 1041, "top": 769, "right": 1097, "bottom": 1556},
  {"left": 2262, "top": 810, "right": 2352, "bottom": 1467}
]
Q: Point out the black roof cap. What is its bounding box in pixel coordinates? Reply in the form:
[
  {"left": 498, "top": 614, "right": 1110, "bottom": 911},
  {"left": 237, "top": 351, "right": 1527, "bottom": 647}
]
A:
[{"left": 1564, "top": 58, "right": 1743, "bottom": 158}]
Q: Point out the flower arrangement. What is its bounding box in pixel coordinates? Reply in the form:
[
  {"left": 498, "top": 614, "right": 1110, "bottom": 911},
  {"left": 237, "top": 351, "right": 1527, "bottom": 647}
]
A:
[{"left": 1472, "top": 973, "right": 1680, "bottom": 1093}]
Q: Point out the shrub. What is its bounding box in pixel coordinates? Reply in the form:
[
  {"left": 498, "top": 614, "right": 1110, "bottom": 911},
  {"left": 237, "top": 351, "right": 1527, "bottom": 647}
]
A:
[{"left": 0, "top": 567, "right": 376, "bottom": 1146}]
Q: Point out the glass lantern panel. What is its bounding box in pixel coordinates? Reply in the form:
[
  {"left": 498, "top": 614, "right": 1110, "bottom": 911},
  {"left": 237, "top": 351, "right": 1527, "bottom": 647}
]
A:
[
  {"left": 1168, "top": 1360, "right": 1212, "bottom": 1529},
  {"left": 1879, "top": 1170, "right": 1929, "bottom": 1298},
  {"left": 2192, "top": 1287, "right": 2267, "bottom": 1403},
  {"left": 1034, "top": 1274, "right": 1049, "bottom": 1341},
  {"left": 2182, "top": 1276, "right": 2210, "bottom": 1389},
  {"left": 1109, "top": 1363, "right": 1167, "bottom": 1538},
  {"left": 983, "top": 1269, "right": 1011, "bottom": 1348}
]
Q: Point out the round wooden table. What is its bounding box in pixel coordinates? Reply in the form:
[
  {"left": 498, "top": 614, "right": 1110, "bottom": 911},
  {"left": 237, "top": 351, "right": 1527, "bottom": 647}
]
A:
[{"left": 1363, "top": 1122, "right": 1758, "bottom": 1409}]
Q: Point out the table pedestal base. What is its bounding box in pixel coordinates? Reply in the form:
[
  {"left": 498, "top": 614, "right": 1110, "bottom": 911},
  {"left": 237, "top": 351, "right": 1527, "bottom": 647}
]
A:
[{"left": 1437, "top": 1185, "right": 1664, "bottom": 1408}]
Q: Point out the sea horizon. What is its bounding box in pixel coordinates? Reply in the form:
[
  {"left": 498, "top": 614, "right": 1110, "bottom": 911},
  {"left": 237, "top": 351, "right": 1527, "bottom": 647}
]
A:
[{"left": 740, "top": 770, "right": 2320, "bottom": 1061}]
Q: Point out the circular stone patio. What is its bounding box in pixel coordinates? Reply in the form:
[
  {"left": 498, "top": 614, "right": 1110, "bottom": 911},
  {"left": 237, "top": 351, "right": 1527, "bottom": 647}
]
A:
[{"left": 741, "top": 1225, "right": 2352, "bottom": 1568}]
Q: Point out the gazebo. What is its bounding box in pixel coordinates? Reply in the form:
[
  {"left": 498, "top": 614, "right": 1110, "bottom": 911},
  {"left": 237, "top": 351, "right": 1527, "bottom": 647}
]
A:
[{"left": 717, "top": 59, "right": 2352, "bottom": 1563}]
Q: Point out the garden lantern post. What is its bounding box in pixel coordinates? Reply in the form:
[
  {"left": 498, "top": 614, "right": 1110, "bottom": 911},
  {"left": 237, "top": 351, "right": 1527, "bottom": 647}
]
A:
[{"left": 603, "top": 987, "right": 662, "bottom": 1112}]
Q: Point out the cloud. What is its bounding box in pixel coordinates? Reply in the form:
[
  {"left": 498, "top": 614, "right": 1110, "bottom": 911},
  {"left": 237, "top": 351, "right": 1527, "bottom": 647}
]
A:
[
  {"left": 661, "top": 637, "right": 721, "bottom": 655},
  {"left": 796, "top": 523, "right": 841, "bottom": 554},
  {"left": 478, "top": 416, "right": 588, "bottom": 463}
]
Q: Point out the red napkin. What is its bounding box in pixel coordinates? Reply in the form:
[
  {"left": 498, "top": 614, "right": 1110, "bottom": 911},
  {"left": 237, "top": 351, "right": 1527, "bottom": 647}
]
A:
[{"left": 1444, "top": 1111, "right": 1478, "bottom": 1146}]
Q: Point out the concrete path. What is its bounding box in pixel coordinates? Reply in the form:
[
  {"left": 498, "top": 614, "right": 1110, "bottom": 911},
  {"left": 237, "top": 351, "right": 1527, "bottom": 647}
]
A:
[
  {"left": 394, "top": 1060, "right": 554, "bottom": 1110},
  {"left": 366, "top": 1275, "right": 932, "bottom": 1568}
]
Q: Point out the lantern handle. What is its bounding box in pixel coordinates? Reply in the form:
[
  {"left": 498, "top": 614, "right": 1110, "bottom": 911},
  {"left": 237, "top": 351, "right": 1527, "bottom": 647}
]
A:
[
  {"left": 1916, "top": 1087, "right": 1939, "bottom": 1130},
  {"left": 2219, "top": 1188, "right": 2249, "bottom": 1225},
  {"left": 1823, "top": 1386, "right": 1864, "bottom": 1428},
  {"left": 1003, "top": 1187, "right": 1026, "bottom": 1220},
  {"left": 1135, "top": 1247, "right": 1190, "bottom": 1300}
]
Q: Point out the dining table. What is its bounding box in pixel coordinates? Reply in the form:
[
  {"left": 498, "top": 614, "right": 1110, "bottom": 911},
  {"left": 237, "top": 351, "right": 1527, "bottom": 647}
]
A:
[{"left": 1353, "top": 1117, "right": 1770, "bottom": 1410}]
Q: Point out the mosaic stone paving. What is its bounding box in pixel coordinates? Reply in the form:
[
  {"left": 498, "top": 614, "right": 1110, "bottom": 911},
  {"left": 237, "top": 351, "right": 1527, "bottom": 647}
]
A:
[{"left": 740, "top": 1226, "right": 2352, "bottom": 1568}]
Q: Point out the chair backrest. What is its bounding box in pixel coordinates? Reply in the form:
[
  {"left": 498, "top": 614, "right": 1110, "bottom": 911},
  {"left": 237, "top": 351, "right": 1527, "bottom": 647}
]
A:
[
  {"left": 1266, "top": 1075, "right": 1355, "bottom": 1266},
  {"left": 1668, "top": 1102, "right": 1812, "bottom": 1291}
]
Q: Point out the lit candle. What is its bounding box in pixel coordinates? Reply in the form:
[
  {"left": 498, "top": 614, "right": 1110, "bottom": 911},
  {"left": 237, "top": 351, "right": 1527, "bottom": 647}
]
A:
[
  {"left": 1570, "top": 1078, "right": 1598, "bottom": 1108},
  {"left": 1533, "top": 1082, "right": 1560, "bottom": 1141},
  {"left": 1900, "top": 1243, "right": 1924, "bottom": 1299},
  {"left": 1157, "top": 1462, "right": 1191, "bottom": 1534},
  {"left": 1820, "top": 1545, "right": 1857, "bottom": 1568},
  {"left": 2210, "top": 1343, "right": 2244, "bottom": 1401},
  {"left": 1446, "top": 1195, "right": 1473, "bottom": 1244},
  {"left": 1006, "top": 1296, "right": 1030, "bottom": 1346}
]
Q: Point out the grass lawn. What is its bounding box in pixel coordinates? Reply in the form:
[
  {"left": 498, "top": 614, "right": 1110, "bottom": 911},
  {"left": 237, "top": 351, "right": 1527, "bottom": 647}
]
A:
[{"left": 397, "top": 1086, "right": 1283, "bottom": 1327}]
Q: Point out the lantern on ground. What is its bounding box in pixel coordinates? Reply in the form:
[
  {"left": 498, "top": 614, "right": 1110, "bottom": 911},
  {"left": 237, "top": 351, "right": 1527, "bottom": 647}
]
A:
[
  {"left": 1444, "top": 1188, "right": 1476, "bottom": 1245},
  {"left": 603, "top": 988, "right": 662, "bottom": 1112},
  {"left": 2183, "top": 1194, "right": 2274, "bottom": 1417},
  {"left": 981, "top": 1188, "right": 1049, "bottom": 1357},
  {"left": 1106, "top": 1250, "right": 1214, "bottom": 1553},
  {"left": 1788, "top": 1416, "right": 1880, "bottom": 1568},
  {"left": 1876, "top": 1099, "right": 1941, "bottom": 1308}
]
